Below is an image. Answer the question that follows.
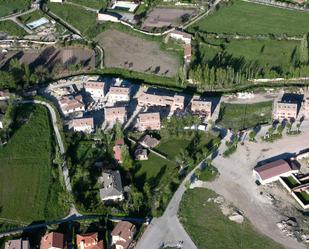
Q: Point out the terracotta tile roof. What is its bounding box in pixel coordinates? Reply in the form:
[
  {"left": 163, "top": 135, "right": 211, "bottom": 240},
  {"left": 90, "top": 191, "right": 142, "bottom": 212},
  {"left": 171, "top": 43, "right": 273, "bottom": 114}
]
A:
[
  {"left": 85, "top": 81, "right": 104, "bottom": 90},
  {"left": 138, "top": 112, "right": 160, "bottom": 123},
  {"left": 40, "top": 232, "right": 64, "bottom": 249},
  {"left": 113, "top": 144, "right": 122, "bottom": 162},
  {"left": 59, "top": 95, "right": 84, "bottom": 112},
  {"left": 72, "top": 117, "right": 94, "bottom": 128},
  {"left": 76, "top": 233, "right": 104, "bottom": 249},
  {"left": 111, "top": 221, "right": 135, "bottom": 249},
  {"left": 5, "top": 239, "right": 30, "bottom": 249},
  {"left": 254, "top": 159, "right": 295, "bottom": 181},
  {"left": 109, "top": 86, "right": 130, "bottom": 95}
]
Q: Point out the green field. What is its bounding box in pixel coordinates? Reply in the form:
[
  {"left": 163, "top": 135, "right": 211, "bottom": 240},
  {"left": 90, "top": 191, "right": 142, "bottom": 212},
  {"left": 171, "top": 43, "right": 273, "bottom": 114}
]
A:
[
  {"left": 156, "top": 137, "right": 191, "bottom": 160},
  {"left": 217, "top": 101, "right": 273, "bottom": 131},
  {"left": 188, "top": 0, "right": 309, "bottom": 36},
  {"left": 47, "top": 2, "right": 97, "bottom": 35},
  {"left": 0, "top": 0, "right": 31, "bottom": 17},
  {"left": 69, "top": 0, "right": 107, "bottom": 9},
  {"left": 18, "top": 10, "right": 47, "bottom": 24},
  {"left": 179, "top": 188, "right": 284, "bottom": 249},
  {"left": 0, "top": 104, "right": 69, "bottom": 222},
  {"left": 197, "top": 38, "right": 301, "bottom": 75},
  {"left": 0, "top": 20, "right": 27, "bottom": 36}
]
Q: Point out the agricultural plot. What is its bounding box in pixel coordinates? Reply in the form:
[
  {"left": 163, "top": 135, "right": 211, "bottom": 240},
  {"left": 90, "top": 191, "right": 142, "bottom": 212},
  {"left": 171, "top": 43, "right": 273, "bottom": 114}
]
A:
[
  {"left": 0, "top": 20, "right": 27, "bottom": 37},
  {"left": 197, "top": 38, "right": 302, "bottom": 74},
  {"left": 0, "top": 104, "right": 69, "bottom": 222},
  {"left": 188, "top": 1, "right": 309, "bottom": 36},
  {"left": 0, "top": 46, "right": 95, "bottom": 72},
  {"left": 95, "top": 29, "right": 180, "bottom": 77},
  {"left": 179, "top": 188, "right": 284, "bottom": 249},
  {"left": 217, "top": 101, "right": 273, "bottom": 131},
  {"left": 142, "top": 7, "right": 196, "bottom": 30},
  {"left": 0, "top": 0, "right": 31, "bottom": 17}
]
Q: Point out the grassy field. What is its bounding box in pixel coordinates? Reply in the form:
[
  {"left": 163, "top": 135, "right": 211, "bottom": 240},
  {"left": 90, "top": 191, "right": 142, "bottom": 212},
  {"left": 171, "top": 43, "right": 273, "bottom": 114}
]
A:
[
  {"left": 69, "top": 0, "right": 107, "bottom": 9},
  {"left": 0, "top": 104, "right": 69, "bottom": 222},
  {"left": 217, "top": 101, "right": 273, "bottom": 131},
  {"left": 179, "top": 188, "right": 284, "bottom": 249},
  {"left": 156, "top": 137, "right": 191, "bottom": 160},
  {"left": 47, "top": 2, "right": 97, "bottom": 35},
  {"left": 188, "top": 0, "right": 309, "bottom": 36},
  {"left": 18, "top": 10, "right": 47, "bottom": 24},
  {"left": 0, "top": 20, "right": 27, "bottom": 36},
  {"left": 196, "top": 38, "right": 301, "bottom": 74},
  {"left": 0, "top": 0, "right": 31, "bottom": 17}
]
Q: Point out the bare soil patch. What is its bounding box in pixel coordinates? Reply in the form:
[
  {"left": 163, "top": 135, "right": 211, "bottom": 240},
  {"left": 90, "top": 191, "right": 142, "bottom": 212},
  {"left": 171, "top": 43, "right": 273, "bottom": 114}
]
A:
[
  {"left": 142, "top": 7, "right": 196, "bottom": 30},
  {"left": 0, "top": 46, "right": 95, "bottom": 72},
  {"left": 95, "top": 29, "right": 180, "bottom": 77}
]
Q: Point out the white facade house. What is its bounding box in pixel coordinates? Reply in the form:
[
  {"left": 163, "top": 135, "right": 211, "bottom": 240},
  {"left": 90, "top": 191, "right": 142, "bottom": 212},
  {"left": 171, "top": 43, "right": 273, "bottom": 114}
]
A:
[
  {"left": 72, "top": 117, "right": 94, "bottom": 133},
  {"left": 50, "top": 0, "right": 63, "bottom": 2},
  {"left": 110, "top": 1, "right": 139, "bottom": 12},
  {"left": 170, "top": 30, "right": 192, "bottom": 44},
  {"left": 108, "top": 86, "right": 130, "bottom": 104},
  {"left": 97, "top": 13, "right": 120, "bottom": 22},
  {"left": 84, "top": 80, "right": 105, "bottom": 99},
  {"left": 253, "top": 159, "right": 299, "bottom": 185}
]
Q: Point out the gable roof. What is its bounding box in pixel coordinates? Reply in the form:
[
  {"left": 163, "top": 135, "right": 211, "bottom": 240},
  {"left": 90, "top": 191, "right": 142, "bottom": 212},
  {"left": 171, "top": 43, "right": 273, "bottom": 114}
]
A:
[
  {"left": 76, "top": 233, "right": 104, "bottom": 249},
  {"left": 40, "top": 232, "right": 64, "bottom": 249},
  {"left": 111, "top": 221, "right": 135, "bottom": 249},
  {"left": 99, "top": 170, "right": 123, "bottom": 199},
  {"left": 254, "top": 159, "right": 295, "bottom": 181}
]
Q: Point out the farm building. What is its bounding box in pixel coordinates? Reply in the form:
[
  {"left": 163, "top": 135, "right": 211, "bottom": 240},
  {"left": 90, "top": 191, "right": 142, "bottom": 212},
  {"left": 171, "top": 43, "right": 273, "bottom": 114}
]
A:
[{"left": 253, "top": 159, "right": 299, "bottom": 185}]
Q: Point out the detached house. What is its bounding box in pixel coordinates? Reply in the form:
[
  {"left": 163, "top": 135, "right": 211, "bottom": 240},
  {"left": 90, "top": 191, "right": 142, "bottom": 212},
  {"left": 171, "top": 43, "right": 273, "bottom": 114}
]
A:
[
  {"left": 99, "top": 170, "right": 124, "bottom": 202},
  {"left": 108, "top": 86, "right": 130, "bottom": 104},
  {"left": 72, "top": 117, "right": 94, "bottom": 133},
  {"left": 111, "top": 221, "right": 136, "bottom": 249},
  {"left": 137, "top": 112, "right": 161, "bottom": 131},
  {"left": 190, "top": 96, "right": 212, "bottom": 119},
  {"left": 59, "top": 95, "right": 85, "bottom": 115},
  {"left": 105, "top": 107, "right": 127, "bottom": 125},
  {"left": 76, "top": 232, "right": 104, "bottom": 249},
  {"left": 84, "top": 80, "right": 105, "bottom": 99},
  {"left": 40, "top": 232, "right": 65, "bottom": 249}
]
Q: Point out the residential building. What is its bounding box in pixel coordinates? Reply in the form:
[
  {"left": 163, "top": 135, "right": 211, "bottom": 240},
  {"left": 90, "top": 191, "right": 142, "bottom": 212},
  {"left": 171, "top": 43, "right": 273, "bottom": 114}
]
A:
[
  {"left": 110, "top": 1, "right": 140, "bottom": 12},
  {"left": 72, "top": 117, "right": 94, "bottom": 133},
  {"left": 253, "top": 159, "right": 299, "bottom": 185},
  {"left": 76, "top": 232, "right": 104, "bottom": 249},
  {"left": 40, "top": 232, "right": 65, "bottom": 249},
  {"left": 139, "top": 135, "right": 160, "bottom": 148},
  {"left": 274, "top": 101, "right": 298, "bottom": 120},
  {"left": 138, "top": 92, "right": 184, "bottom": 111},
  {"left": 134, "top": 146, "right": 148, "bottom": 161},
  {"left": 136, "top": 112, "right": 161, "bottom": 131},
  {"left": 59, "top": 95, "right": 85, "bottom": 115},
  {"left": 184, "top": 44, "right": 191, "bottom": 64},
  {"left": 99, "top": 170, "right": 124, "bottom": 202},
  {"left": 170, "top": 30, "right": 192, "bottom": 44},
  {"left": 113, "top": 139, "right": 124, "bottom": 163},
  {"left": 97, "top": 12, "right": 120, "bottom": 22},
  {"left": 0, "top": 89, "right": 10, "bottom": 100},
  {"left": 111, "top": 221, "right": 136, "bottom": 249},
  {"left": 108, "top": 86, "right": 130, "bottom": 104},
  {"left": 190, "top": 97, "right": 212, "bottom": 119},
  {"left": 84, "top": 80, "right": 105, "bottom": 99},
  {"left": 104, "top": 106, "right": 127, "bottom": 125},
  {"left": 5, "top": 239, "right": 30, "bottom": 249}
]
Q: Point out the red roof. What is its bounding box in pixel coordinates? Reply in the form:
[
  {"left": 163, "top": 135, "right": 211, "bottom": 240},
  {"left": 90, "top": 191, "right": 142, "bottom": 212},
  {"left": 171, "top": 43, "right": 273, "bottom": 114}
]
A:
[
  {"left": 254, "top": 159, "right": 294, "bottom": 181},
  {"left": 40, "top": 232, "right": 64, "bottom": 249},
  {"left": 76, "top": 233, "right": 104, "bottom": 249}
]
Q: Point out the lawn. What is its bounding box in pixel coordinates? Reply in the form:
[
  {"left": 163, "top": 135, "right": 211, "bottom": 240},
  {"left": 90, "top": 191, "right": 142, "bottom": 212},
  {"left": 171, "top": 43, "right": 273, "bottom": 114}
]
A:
[
  {"left": 69, "top": 0, "right": 107, "bottom": 9},
  {"left": 0, "top": 0, "right": 31, "bottom": 17},
  {"left": 156, "top": 137, "right": 191, "bottom": 160},
  {"left": 179, "top": 188, "right": 284, "bottom": 249},
  {"left": 197, "top": 164, "right": 218, "bottom": 182},
  {"left": 18, "top": 10, "right": 47, "bottom": 24},
  {"left": 0, "top": 104, "right": 69, "bottom": 222},
  {"left": 47, "top": 2, "right": 97, "bottom": 35},
  {"left": 217, "top": 101, "right": 273, "bottom": 131},
  {"left": 188, "top": 0, "right": 309, "bottom": 36},
  {"left": 0, "top": 20, "right": 27, "bottom": 36}
]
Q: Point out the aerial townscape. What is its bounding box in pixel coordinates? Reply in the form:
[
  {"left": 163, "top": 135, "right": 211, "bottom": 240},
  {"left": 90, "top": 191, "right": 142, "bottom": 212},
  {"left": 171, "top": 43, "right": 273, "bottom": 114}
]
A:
[{"left": 2, "top": 0, "right": 309, "bottom": 249}]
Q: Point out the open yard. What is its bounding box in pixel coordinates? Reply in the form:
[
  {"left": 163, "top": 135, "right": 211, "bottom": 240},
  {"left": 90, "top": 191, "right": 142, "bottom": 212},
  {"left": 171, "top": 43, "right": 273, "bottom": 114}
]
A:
[
  {"left": 217, "top": 101, "right": 273, "bottom": 131},
  {"left": 0, "top": 46, "right": 95, "bottom": 73},
  {"left": 179, "top": 188, "right": 284, "bottom": 249},
  {"left": 0, "top": 20, "right": 27, "bottom": 37},
  {"left": 69, "top": 0, "right": 107, "bottom": 9},
  {"left": 0, "top": 0, "right": 31, "bottom": 17},
  {"left": 0, "top": 104, "right": 69, "bottom": 222},
  {"left": 142, "top": 7, "right": 196, "bottom": 30},
  {"left": 95, "top": 29, "right": 180, "bottom": 77},
  {"left": 188, "top": 1, "right": 309, "bottom": 36}
]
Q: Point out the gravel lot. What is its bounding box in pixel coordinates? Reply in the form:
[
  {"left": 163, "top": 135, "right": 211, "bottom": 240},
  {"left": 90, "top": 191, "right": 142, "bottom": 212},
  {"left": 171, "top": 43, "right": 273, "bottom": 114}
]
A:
[{"left": 95, "top": 29, "right": 180, "bottom": 77}]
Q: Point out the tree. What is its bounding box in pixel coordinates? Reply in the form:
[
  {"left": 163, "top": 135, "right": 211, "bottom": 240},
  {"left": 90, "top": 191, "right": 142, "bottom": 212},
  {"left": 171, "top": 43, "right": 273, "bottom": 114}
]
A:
[
  {"left": 35, "top": 65, "right": 50, "bottom": 83},
  {"left": 277, "top": 124, "right": 284, "bottom": 135},
  {"left": 121, "top": 145, "right": 133, "bottom": 170},
  {"left": 286, "top": 122, "right": 292, "bottom": 133},
  {"left": 249, "top": 130, "right": 256, "bottom": 141},
  {"left": 0, "top": 71, "right": 15, "bottom": 89},
  {"left": 296, "top": 122, "right": 301, "bottom": 132}
]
